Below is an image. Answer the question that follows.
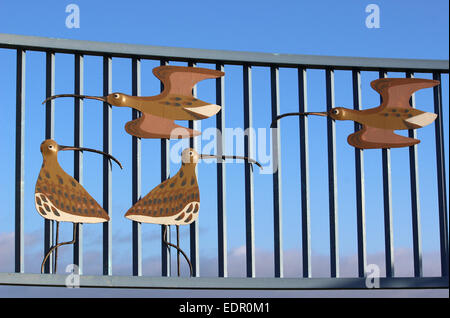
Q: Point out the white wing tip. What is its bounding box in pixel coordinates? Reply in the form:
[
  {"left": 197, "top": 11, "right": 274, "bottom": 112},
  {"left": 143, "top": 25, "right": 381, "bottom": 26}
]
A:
[
  {"left": 184, "top": 104, "right": 221, "bottom": 118},
  {"left": 404, "top": 112, "right": 437, "bottom": 128}
]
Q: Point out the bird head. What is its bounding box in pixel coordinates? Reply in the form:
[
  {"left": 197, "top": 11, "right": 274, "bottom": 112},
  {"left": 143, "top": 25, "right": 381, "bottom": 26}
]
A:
[
  {"left": 181, "top": 148, "right": 200, "bottom": 165},
  {"left": 105, "top": 93, "right": 132, "bottom": 107},
  {"left": 328, "top": 107, "right": 348, "bottom": 120},
  {"left": 39, "top": 139, "right": 123, "bottom": 169},
  {"left": 40, "top": 139, "right": 59, "bottom": 157}
]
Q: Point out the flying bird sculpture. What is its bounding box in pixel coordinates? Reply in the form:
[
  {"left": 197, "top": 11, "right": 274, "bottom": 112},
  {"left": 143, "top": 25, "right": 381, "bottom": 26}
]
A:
[
  {"left": 43, "top": 65, "right": 224, "bottom": 139},
  {"left": 271, "top": 78, "right": 439, "bottom": 149}
]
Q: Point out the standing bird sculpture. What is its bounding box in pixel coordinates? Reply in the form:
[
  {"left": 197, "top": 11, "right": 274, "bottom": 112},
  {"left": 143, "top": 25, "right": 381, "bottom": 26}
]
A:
[
  {"left": 35, "top": 139, "right": 123, "bottom": 273},
  {"left": 42, "top": 65, "right": 224, "bottom": 139},
  {"left": 124, "top": 148, "right": 262, "bottom": 276},
  {"left": 271, "top": 78, "right": 439, "bottom": 149}
]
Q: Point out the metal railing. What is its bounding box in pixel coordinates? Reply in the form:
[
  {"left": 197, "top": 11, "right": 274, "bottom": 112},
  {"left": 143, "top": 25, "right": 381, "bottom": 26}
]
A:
[{"left": 0, "top": 33, "right": 448, "bottom": 289}]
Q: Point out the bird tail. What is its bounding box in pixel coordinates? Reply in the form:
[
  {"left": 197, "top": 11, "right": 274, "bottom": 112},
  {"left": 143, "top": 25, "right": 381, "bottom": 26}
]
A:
[{"left": 404, "top": 112, "right": 437, "bottom": 129}]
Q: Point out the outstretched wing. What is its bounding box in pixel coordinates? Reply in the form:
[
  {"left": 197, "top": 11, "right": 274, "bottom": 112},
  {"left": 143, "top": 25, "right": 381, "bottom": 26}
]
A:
[
  {"left": 153, "top": 65, "right": 224, "bottom": 97},
  {"left": 347, "top": 125, "right": 420, "bottom": 149},
  {"left": 125, "top": 113, "right": 201, "bottom": 139},
  {"left": 370, "top": 78, "right": 439, "bottom": 110}
]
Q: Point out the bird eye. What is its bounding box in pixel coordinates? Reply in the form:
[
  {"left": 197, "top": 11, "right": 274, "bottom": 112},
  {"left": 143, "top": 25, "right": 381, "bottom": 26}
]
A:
[
  {"left": 332, "top": 109, "right": 339, "bottom": 115},
  {"left": 48, "top": 145, "right": 53, "bottom": 149},
  {"left": 189, "top": 151, "right": 193, "bottom": 156},
  {"left": 113, "top": 94, "right": 120, "bottom": 99}
]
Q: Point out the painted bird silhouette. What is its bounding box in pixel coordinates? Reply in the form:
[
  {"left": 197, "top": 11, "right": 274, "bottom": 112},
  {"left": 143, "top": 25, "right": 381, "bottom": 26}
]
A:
[
  {"left": 42, "top": 65, "right": 224, "bottom": 139},
  {"left": 35, "top": 139, "right": 122, "bottom": 273},
  {"left": 271, "top": 78, "right": 439, "bottom": 149},
  {"left": 124, "top": 148, "right": 262, "bottom": 276}
]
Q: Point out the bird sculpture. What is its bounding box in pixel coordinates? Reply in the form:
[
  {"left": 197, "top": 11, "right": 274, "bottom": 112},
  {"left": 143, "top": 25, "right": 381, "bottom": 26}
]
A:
[
  {"left": 271, "top": 78, "right": 439, "bottom": 149},
  {"left": 124, "top": 148, "right": 262, "bottom": 276},
  {"left": 35, "top": 139, "right": 123, "bottom": 273},
  {"left": 42, "top": 65, "right": 224, "bottom": 139}
]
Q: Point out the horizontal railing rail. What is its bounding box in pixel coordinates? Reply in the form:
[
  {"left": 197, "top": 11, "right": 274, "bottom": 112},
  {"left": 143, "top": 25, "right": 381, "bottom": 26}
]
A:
[
  {"left": 1, "top": 33, "right": 449, "bottom": 71},
  {"left": 0, "top": 33, "right": 448, "bottom": 290},
  {"left": 0, "top": 273, "right": 448, "bottom": 290}
]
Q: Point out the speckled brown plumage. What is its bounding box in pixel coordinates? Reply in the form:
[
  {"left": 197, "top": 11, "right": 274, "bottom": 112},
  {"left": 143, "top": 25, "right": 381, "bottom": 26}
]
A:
[
  {"left": 35, "top": 140, "right": 109, "bottom": 224},
  {"left": 125, "top": 149, "right": 200, "bottom": 225}
]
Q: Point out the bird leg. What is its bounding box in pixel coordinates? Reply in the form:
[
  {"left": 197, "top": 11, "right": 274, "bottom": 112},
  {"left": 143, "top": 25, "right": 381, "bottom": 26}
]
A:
[
  {"left": 41, "top": 223, "right": 77, "bottom": 274},
  {"left": 53, "top": 221, "right": 60, "bottom": 273},
  {"left": 163, "top": 225, "right": 193, "bottom": 277},
  {"left": 176, "top": 225, "right": 180, "bottom": 277}
]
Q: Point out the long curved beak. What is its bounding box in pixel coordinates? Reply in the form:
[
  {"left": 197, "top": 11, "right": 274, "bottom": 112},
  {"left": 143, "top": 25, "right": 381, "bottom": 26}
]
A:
[
  {"left": 42, "top": 94, "right": 107, "bottom": 105},
  {"left": 59, "top": 145, "right": 123, "bottom": 169},
  {"left": 270, "top": 112, "right": 328, "bottom": 128},
  {"left": 199, "top": 154, "right": 263, "bottom": 170}
]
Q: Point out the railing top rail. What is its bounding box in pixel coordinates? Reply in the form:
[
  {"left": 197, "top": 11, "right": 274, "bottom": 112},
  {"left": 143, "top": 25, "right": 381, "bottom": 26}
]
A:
[
  {"left": 0, "top": 273, "right": 448, "bottom": 290},
  {"left": 1, "top": 33, "right": 448, "bottom": 72}
]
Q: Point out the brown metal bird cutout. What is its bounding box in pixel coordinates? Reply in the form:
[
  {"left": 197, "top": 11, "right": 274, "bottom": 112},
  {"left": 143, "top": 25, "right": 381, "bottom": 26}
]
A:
[
  {"left": 271, "top": 78, "right": 439, "bottom": 149},
  {"left": 43, "top": 65, "right": 224, "bottom": 139},
  {"left": 35, "top": 139, "right": 122, "bottom": 273},
  {"left": 124, "top": 148, "right": 262, "bottom": 276}
]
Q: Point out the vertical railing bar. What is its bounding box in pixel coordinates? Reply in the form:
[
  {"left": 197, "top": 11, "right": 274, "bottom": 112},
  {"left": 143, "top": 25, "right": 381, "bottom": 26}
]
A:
[
  {"left": 270, "top": 66, "right": 283, "bottom": 278},
  {"left": 352, "top": 70, "right": 367, "bottom": 277},
  {"left": 44, "top": 51, "right": 55, "bottom": 274},
  {"left": 73, "top": 54, "right": 84, "bottom": 274},
  {"left": 45, "top": 52, "right": 55, "bottom": 141},
  {"left": 432, "top": 72, "right": 449, "bottom": 277},
  {"left": 325, "top": 68, "right": 339, "bottom": 278},
  {"left": 379, "top": 70, "right": 395, "bottom": 278},
  {"left": 131, "top": 57, "right": 142, "bottom": 276},
  {"left": 15, "top": 49, "right": 25, "bottom": 274},
  {"left": 188, "top": 61, "right": 200, "bottom": 277},
  {"left": 243, "top": 64, "right": 255, "bottom": 278},
  {"left": 102, "top": 56, "right": 112, "bottom": 276},
  {"left": 216, "top": 63, "right": 227, "bottom": 278},
  {"left": 298, "top": 67, "right": 311, "bottom": 278},
  {"left": 160, "top": 59, "right": 171, "bottom": 277},
  {"left": 406, "top": 71, "right": 422, "bottom": 277}
]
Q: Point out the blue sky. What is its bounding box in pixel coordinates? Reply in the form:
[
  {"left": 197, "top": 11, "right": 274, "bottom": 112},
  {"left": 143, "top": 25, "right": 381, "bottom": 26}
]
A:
[{"left": 0, "top": 0, "right": 448, "bottom": 297}]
